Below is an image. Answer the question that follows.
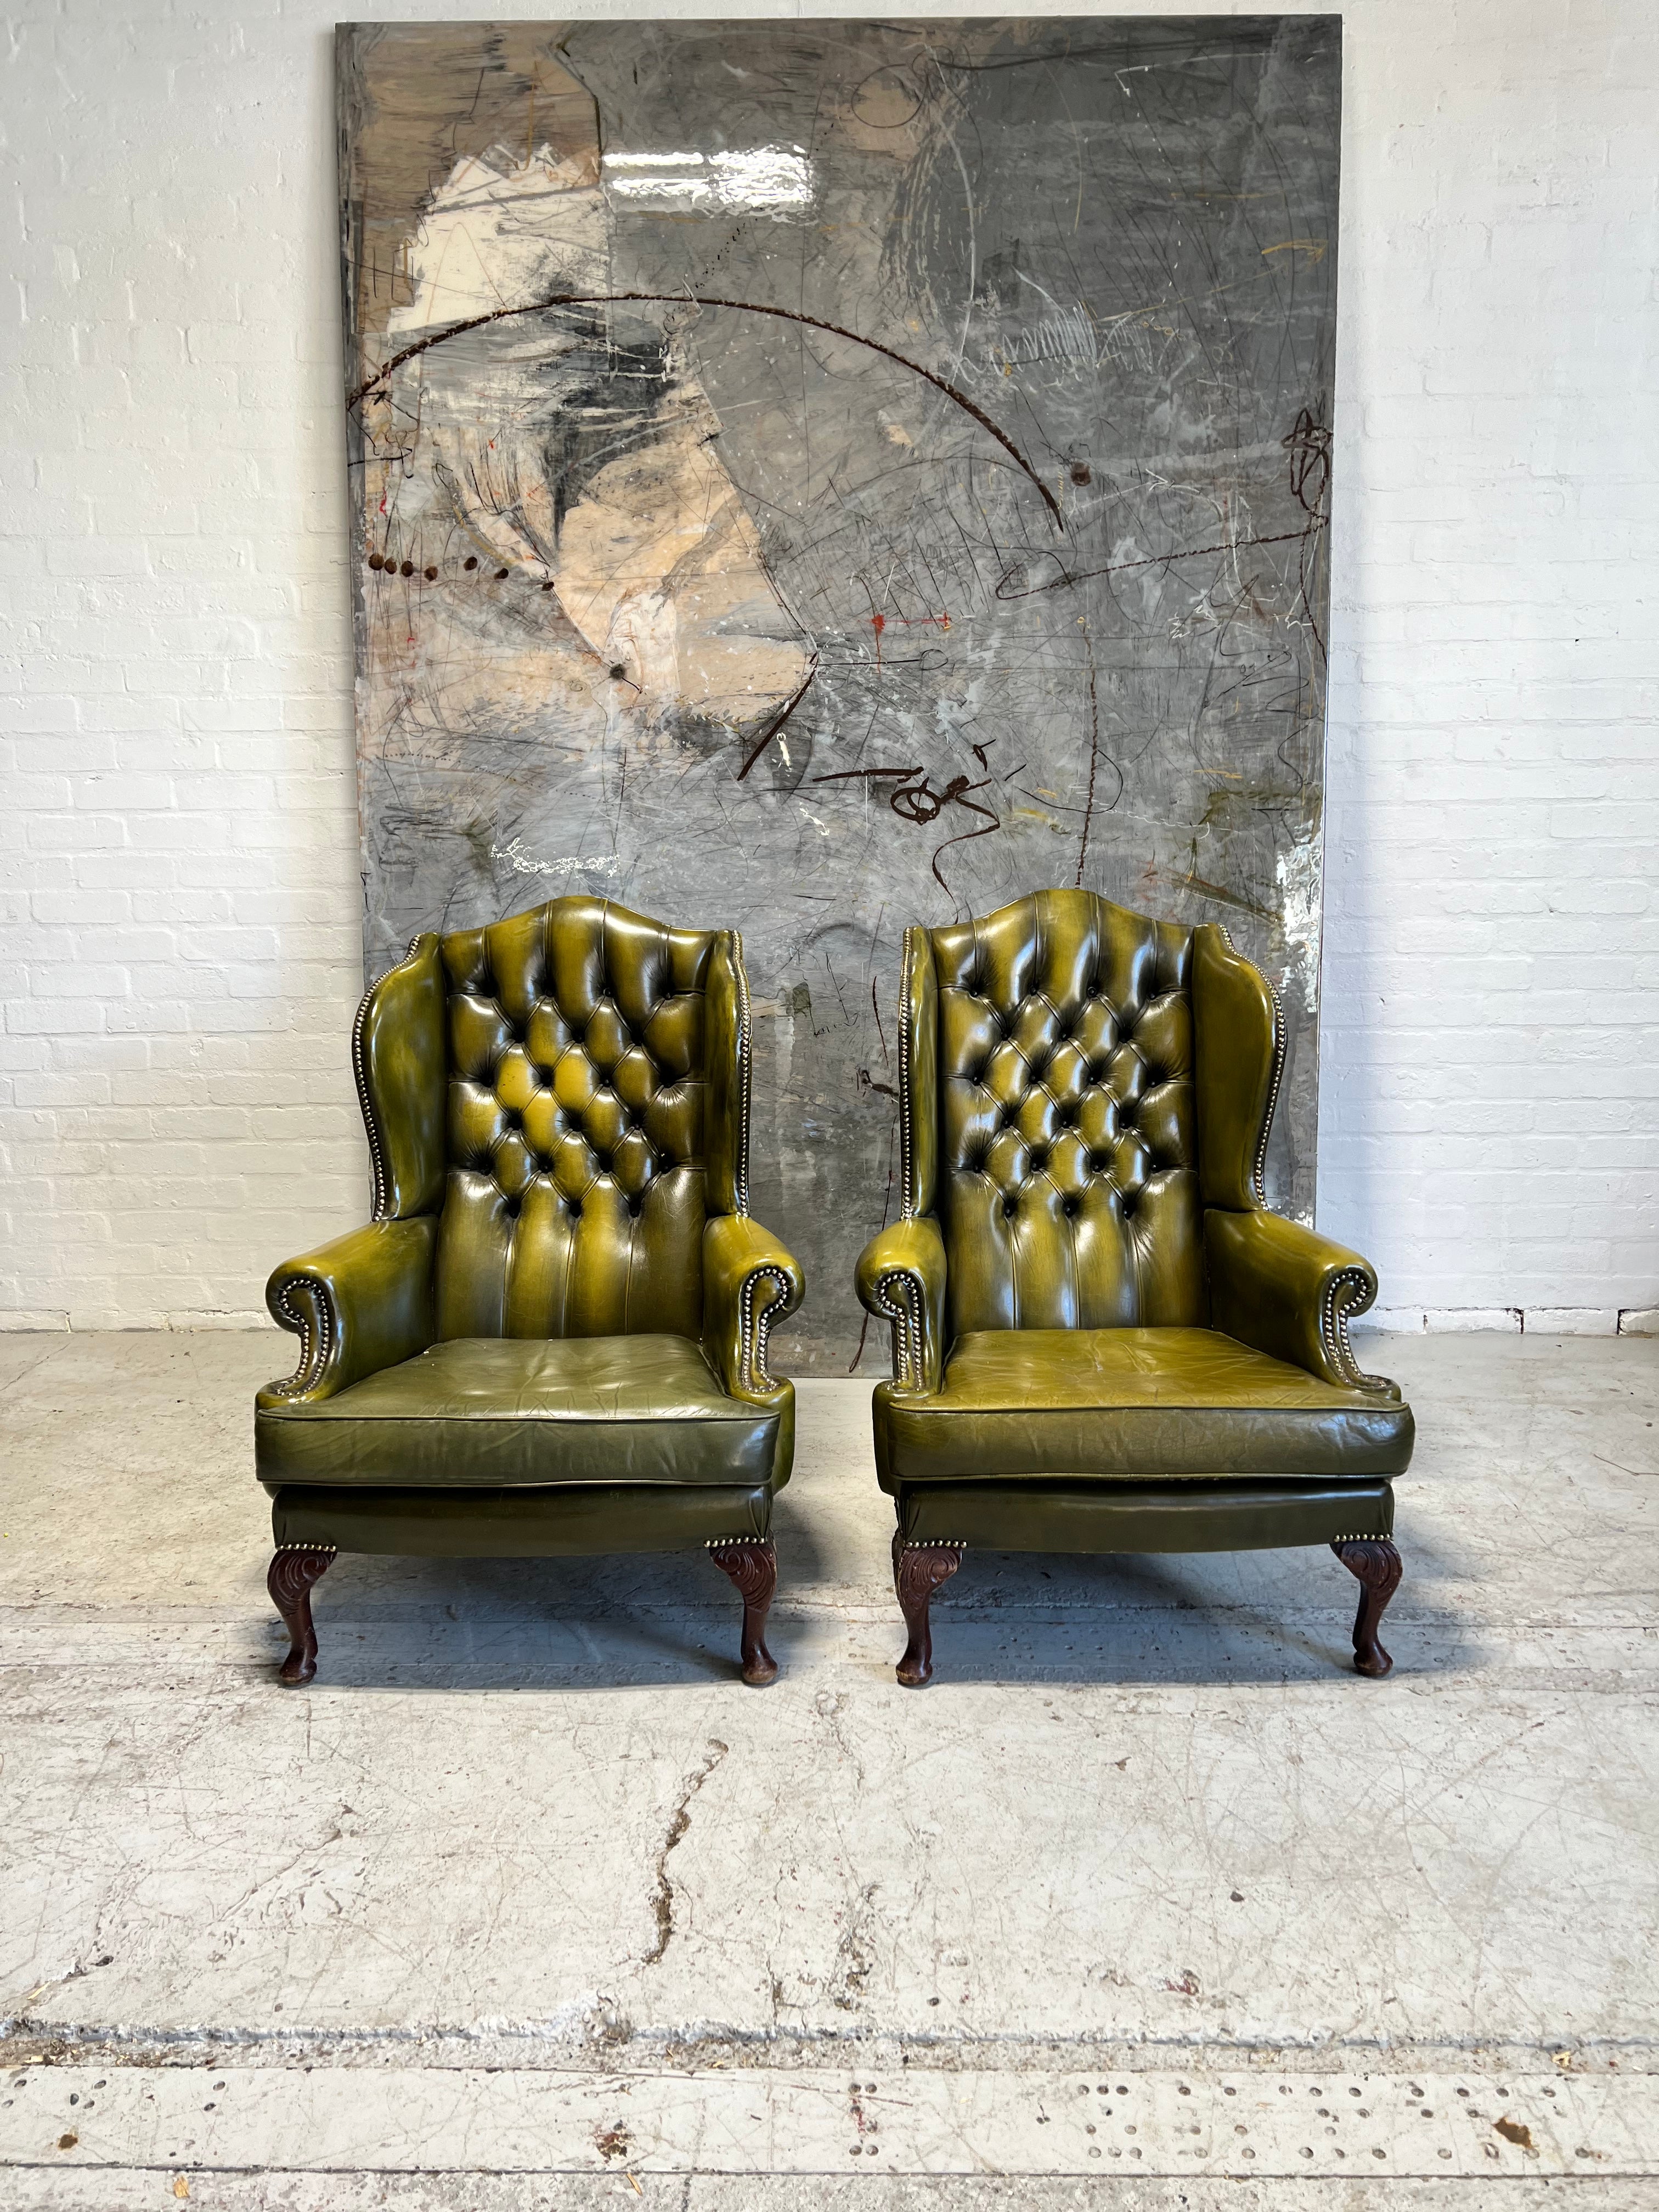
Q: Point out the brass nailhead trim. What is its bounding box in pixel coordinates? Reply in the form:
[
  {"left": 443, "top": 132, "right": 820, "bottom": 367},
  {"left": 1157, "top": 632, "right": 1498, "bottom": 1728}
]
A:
[
  {"left": 872, "top": 1268, "right": 922, "bottom": 1391},
  {"left": 1216, "top": 924, "right": 1286, "bottom": 1212},
  {"left": 887, "top": 929, "right": 928, "bottom": 1391},
  {"left": 1252, "top": 969, "right": 1286, "bottom": 1208},
  {"left": 1323, "top": 1268, "right": 1391, "bottom": 1393},
  {"left": 267, "top": 1276, "right": 332, "bottom": 1400},
  {"left": 897, "top": 929, "right": 918, "bottom": 1218},
  {"left": 739, "top": 1265, "right": 792, "bottom": 1394},
  {"left": 730, "top": 930, "right": 753, "bottom": 1218},
  {"left": 352, "top": 933, "right": 427, "bottom": 1222}
]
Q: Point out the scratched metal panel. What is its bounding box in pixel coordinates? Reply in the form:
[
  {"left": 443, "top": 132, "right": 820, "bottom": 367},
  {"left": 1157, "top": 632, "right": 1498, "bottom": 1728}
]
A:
[{"left": 338, "top": 18, "right": 1340, "bottom": 1370}]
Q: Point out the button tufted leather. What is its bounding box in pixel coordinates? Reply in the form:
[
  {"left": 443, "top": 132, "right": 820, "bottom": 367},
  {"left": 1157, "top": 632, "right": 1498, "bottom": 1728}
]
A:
[
  {"left": 924, "top": 888, "right": 1200, "bottom": 1334},
  {"left": 436, "top": 898, "right": 716, "bottom": 1341}
]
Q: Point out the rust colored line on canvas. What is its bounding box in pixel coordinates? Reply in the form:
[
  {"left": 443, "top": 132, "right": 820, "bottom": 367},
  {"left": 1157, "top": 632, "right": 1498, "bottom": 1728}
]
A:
[{"left": 347, "top": 293, "right": 1065, "bottom": 531}]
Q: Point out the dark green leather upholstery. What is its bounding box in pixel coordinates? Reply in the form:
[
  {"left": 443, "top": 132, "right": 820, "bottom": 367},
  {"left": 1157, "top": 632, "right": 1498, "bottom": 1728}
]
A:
[
  {"left": 257, "top": 897, "right": 803, "bottom": 1584},
  {"left": 270, "top": 1482, "right": 773, "bottom": 1558},
  {"left": 857, "top": 889, "right": 1413, "bottom": 1677},
  {"left": 260, "top": 1335, "right": 784, "bottom": 1490},
  {"left": 924, "top": 895, "right": 1204, "bottom": 1333},
  {"left": 874, "top": 1329, "right": 1413, "bottom": 1487},
  {"left": 896, "top": 1480, "right": 1393, "bottom": 1553}
]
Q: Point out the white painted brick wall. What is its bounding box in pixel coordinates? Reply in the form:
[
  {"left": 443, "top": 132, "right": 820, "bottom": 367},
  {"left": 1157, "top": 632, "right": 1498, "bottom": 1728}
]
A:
[
  {"left": 1318, "top": 0, "right": 1659, "bottom": 1329},
  {"left": 2, "top": 0, "right": 1656, "bottom": 1331}
]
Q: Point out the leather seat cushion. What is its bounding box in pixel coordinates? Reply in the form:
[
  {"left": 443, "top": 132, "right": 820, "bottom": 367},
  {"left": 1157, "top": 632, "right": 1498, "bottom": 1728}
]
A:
[
  {"left": 876, "top": 1327, "right": 1415, "bottom": 1487},
  {"left": 256, "top": 1334, "right": 780, "bottom": 1491}
]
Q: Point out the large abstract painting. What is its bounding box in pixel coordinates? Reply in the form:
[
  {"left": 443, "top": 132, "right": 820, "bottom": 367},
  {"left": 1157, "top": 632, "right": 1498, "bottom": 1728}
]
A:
[{"left": 338, "top": 16, "right": 1341, "bottom": 1368}]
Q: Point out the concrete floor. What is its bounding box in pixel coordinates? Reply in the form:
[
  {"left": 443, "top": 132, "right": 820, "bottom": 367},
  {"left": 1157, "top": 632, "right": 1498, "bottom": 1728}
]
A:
[{"left": 1, "top": 1329, "right": 1656, "bottom": 2209}]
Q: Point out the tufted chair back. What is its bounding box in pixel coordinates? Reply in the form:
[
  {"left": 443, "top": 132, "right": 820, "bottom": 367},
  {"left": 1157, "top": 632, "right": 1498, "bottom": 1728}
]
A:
[
  {"left": 353, "top": 896, "right": 758, "bottom": 1343},
  {"left": 900, "top": 889, "right": 1211, "bottom": 1335}
]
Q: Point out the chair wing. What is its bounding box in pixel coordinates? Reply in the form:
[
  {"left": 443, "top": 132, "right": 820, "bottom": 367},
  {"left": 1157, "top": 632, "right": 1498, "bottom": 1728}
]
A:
[
  {"left": 1192, "top": 922, "right": 1393, "bottom": 1393},
  {"left": 705, "top": 929, "right": 752, "bottom": 1218},
  {"left": 262, "top": 931, "right": 448, "bottom": 1405},
  {"left": 1191, "top": 921, "right": 1283, "bottom": 1210},
  {"left": 701, "top": 927, "right": 806, "bottom": 1400},
  {"left": 898, "top": 924, "right": 940, "bottom": 1218},
  {"left": 353, "top": 932, "right": 447, "bottom": 1222}
]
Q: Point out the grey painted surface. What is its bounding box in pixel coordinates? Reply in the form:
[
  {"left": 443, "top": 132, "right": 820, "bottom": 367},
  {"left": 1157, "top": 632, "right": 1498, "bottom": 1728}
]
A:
[{"left": 339, "top": 19, "right": 1340, "bottom": 1367}]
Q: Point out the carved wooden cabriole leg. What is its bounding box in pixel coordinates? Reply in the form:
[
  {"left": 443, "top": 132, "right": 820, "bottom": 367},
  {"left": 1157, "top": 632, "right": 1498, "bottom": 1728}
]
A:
[
  {"left": 893, "top": 1533, "right": 963, "bottom": 1688},
  {"left": 708, "top": 1539, "right": 779, "bottom": 1687},
  {"left": 267, "top": 1547, "right": 337, "bottom": 1686},
  {"left": 1331, "top": 1538, "right": 1403, "bottom": 1678}
]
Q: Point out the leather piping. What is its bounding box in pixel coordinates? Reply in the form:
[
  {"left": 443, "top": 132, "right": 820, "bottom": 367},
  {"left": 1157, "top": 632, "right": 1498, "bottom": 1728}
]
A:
[
  {"left": 352, "top": 933, "right": 426, "bottom": 1223},
  {"left": 1322, "top": 1266, "right": 1392, "bottom": 1392},
  {"left": 266, "top": 1276, "right": 334, "bottom": 1401}
]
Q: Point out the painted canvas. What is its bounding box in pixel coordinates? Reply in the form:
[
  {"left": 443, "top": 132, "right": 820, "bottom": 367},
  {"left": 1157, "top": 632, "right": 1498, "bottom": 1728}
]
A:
[{"left": 338, "top": 16, "right": 1341, "bottom": 1369}]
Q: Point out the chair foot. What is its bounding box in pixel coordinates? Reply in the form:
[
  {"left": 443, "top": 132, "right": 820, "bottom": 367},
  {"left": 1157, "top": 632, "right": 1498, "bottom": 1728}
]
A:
[
  {"left": 1331, "top": 1538, "right": 1402, "bottom": 1677},
  {"left": 267, "top": 1547, "right": 336, "bottom": 1685},
  {"left": 709, "top": 1539, "right": 778, "bottom": 1685},
  {"left": 893, "top": 1534, "right": 963, "bottom": 1687}
]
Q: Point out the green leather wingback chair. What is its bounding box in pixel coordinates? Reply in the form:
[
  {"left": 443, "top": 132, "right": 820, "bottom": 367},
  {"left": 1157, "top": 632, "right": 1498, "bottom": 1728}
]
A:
[
  {"left": 256, "top": 896, "right": 803, "bottom": 1687},
  {"left": 855, "top": 889, "right": 1413, "bottom": 1686}
]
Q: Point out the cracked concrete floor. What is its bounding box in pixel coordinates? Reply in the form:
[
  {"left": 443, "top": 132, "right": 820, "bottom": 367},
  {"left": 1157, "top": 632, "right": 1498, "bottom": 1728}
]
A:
[{"left": 1, "top": 1328, "right": 1656, "bottom": 2208}]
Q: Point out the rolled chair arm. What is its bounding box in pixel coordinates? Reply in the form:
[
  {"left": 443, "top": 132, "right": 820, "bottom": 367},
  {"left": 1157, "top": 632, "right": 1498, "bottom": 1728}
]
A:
[
  {"left": 257, "top": 1216, "right": 437, "bottom": 1410},
  {"left": 702, "top": 1214, "right": 804, "bottom": 1403},
  {"left": 855, "top": 1216, "right": 948, "bottom": 1396},
  {"left": 1205, "top": 1209, "right": 1398, "bottom": 1395}
]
